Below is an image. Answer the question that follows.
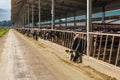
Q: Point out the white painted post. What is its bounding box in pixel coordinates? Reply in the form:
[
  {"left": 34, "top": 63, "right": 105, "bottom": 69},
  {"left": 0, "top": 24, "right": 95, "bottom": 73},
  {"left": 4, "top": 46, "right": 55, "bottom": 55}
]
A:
[
  {"left": 87, "top": 0, "right": 92, "bottom": 56},
  {"left": 23, "top": 11, "right": 25, "bottom": 28},
  {"left": 28, "top": 4, "right": 30, "bottom": 28},
  {"left": 74, "top": 12, "right": 76, "bottom": 27},
  {"left": 32, "top": 3, "right": 34, "bottom": 28},
  {"left": 39, "top": 0, "right": 41, "bottom": 28},
  {"left": 102, "top": 6, "right": 105, "bottom": 23},
  {"left": 65, "top": 13, "right": 67, "bottom": 27},
  {"left": 25, "top": 11, "right": 26, "bottom": 28},
  {"left": 52, "top": 0, "right": 55, "bottom": 30}
]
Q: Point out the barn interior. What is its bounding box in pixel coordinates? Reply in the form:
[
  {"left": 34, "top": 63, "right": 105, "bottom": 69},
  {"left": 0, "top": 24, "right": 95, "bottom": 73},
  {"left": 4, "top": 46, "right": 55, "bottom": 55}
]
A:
[{"left": 11, "top": 0, "right": 120, "bottom": 67}]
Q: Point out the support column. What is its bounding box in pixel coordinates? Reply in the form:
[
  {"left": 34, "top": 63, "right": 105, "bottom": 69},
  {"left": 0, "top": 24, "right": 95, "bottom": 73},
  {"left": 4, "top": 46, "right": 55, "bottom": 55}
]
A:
[
  {"left": 87, "top": 0, "right": 92, "bottom": 56},
  {"left": 102, "top": 6, "right": 105, "bottom": 23},
  {"left": 18, "top": 21, "right": 19, "bottom": 28},
  {"left": 18, "top": 21, "right": 20, "bottom": 28},
  {"left": 39, "top": 0, "right": 41, "bottom": 28},
  {"left": 17, "top": 20, "right": 18, "bottom": 28},
  {"left": 20, "top": 14, "right": 22, "bottom": 28},
  {"left": 25, "top": 11, "right": 26, "bottom": 28},
  {"left": 74, "top": 12, "right": 76, "bottom": 27},
  {"left": 52, "top": 0, "right": 55, "bottom": 30},
  {"left": 22, "top": 15, "right": 24, "bottom": 27},
  {"left": 65, "top": 13, "right": 67, "bottom": 27},
  {"left": 23, "top": 12, "right": 25, "bottom": 28},
  {"left": 59, "top": 16, "right": 61, "bottom": 27},
  {"left": 45, "top": 15, "right": 47, "bottom": 27},
  {"left": 32, "top": 2, "right": 34, "bottom": 28},
  {"left": 20, "top": 16, "right": 22, "bottom": 28},
  {"left": 28, "top": 4, "right": 30, "bottom": 28}
]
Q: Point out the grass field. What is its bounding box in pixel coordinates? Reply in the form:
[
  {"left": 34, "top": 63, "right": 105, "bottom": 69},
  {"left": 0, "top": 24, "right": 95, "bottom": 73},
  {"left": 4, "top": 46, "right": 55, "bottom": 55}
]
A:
[{"left": 0, "top": 28, "right": 9, "bottom": 37}]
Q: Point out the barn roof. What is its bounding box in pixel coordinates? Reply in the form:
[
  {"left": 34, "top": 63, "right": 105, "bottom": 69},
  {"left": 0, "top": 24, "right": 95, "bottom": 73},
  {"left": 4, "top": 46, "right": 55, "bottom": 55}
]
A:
[{"left": 11, "top": 0, "right": 120, "bottom": 22}]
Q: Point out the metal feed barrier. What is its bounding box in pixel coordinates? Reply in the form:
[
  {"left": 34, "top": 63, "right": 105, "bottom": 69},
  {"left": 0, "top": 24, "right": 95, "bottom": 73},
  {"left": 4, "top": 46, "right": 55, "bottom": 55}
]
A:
[{"left": 17, "top": 28, "right": 120, "bottom": 67}]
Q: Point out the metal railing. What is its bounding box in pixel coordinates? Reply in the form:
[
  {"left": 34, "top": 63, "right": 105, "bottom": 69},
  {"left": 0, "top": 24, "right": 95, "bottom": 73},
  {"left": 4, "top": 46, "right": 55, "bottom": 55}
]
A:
[
  {"left": 92, "top": 23, "right": 120, "bottom": 32},
  {"left": 17, "top": 28, "right": 120, "bottom": 67},
  {"left": 89, "top": 32, "right": 120, "bottom": 66}
]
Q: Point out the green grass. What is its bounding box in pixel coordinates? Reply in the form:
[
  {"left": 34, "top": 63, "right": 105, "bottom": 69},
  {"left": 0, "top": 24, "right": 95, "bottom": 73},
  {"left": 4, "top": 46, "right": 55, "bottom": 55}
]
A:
[{"left": 0, "top": 28, "right": 9, "bottom": 37}]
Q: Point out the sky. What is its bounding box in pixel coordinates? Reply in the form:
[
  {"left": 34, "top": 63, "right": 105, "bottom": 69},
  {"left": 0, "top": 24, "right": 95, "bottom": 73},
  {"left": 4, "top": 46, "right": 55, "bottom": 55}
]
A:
[{"left": 0, "top": 0, "right": 11, "bottom": 21}]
